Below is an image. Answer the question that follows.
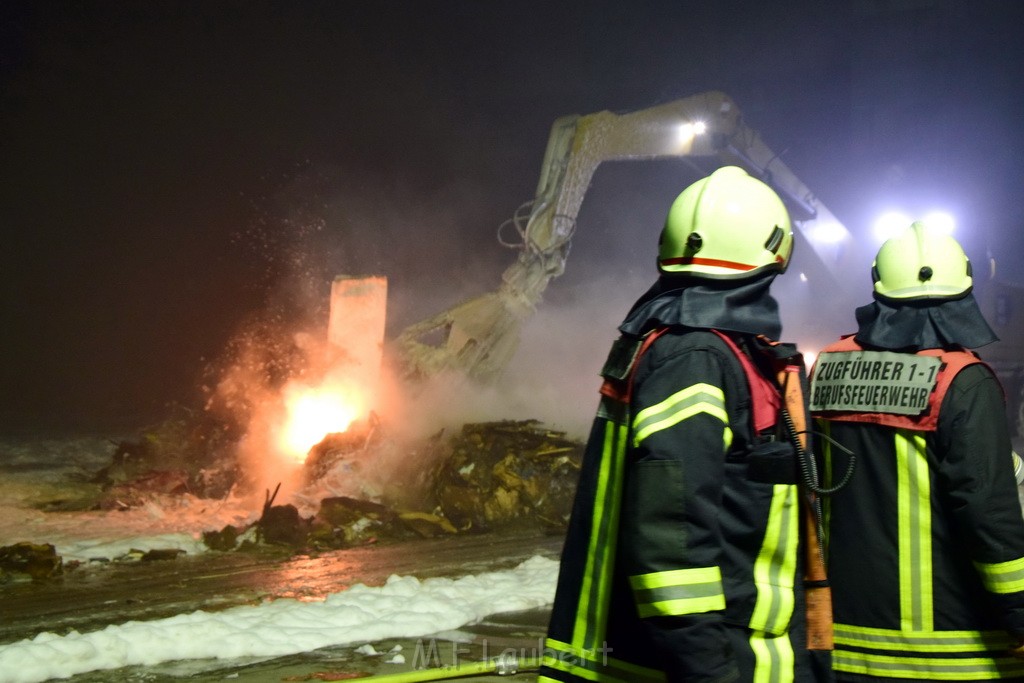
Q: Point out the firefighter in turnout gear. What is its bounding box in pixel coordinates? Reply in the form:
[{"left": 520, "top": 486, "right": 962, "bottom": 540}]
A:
[
  {"left": 540, "top": 166, "right": 833, "bottom": 683},
  {"left": 811, "top": 222, "right": 1024, "bottom": 681}
]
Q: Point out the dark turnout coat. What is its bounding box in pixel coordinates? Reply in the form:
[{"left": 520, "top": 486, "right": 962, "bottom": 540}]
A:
[
  {"left": 540, "top": 326, "right": 823, "bottom": 683},
  {"left": 812, "top": 335, "right": 1024, "bottom": 682}
]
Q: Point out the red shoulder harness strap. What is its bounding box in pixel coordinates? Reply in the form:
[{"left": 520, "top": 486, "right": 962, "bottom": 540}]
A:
[
  {"left": 600, "top": 327, "right": 782, "bottom": 429},
  {"left": 713, "top": 330, "right": 833, "bottom": 651},
  {"left": 603, "top": 326, "right": 833, "bottom": 651},
  {"left": 709, "top": 331, "right": 781, "bottom": 433}
]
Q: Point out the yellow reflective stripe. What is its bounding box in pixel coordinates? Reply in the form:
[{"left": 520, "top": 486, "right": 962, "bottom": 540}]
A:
[
  {"left": 629, "top": 566, "right": 726, "bottom": 618},
  {"left": 749, "top": 484, "right": 798, "bottom": 635},
  {"left": 592, "top": 422, "right": 627, "bottom": 648},
  {"left": 573, "top": 421, "right": 627, "bottom": 651},
  {"left": 833, "top": 623, "right": 1014, "bottom": 653},
  {"left": 896, "top": 429, "right": 933, "bottom": 631},
  {"left": 632, "top": 383, "right": 728, "bottom": 447},
  {"left": 634, "top": 594, "right": 725, "bottom": 619},
  {"left": 542, "top": 638, "right": 665, "bottom": 683},
  {"left": 629, "top": 566, "right": 721, "bottom": 590},
  {"left": 751, "top": 630, "right": 795, "bottom": 683},
  {"left": 833, "top": 649, "right": 1024, "bottom": 680},
  {"left": 974, "top": 556, "right": 1024, "bottom": 594}
]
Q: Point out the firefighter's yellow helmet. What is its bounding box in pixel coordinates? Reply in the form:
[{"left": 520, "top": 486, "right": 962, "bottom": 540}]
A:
[
  {"left": 872, "top": 221, "right": 972, "bottom": 300},
  {"left": 658, "top": 166, "right": 793, "bottom": 278}
]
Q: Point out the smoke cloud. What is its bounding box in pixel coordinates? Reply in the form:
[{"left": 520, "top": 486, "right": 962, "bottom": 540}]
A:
[{"left": 198, "top": 149, "right": 865, "bottom": 511}]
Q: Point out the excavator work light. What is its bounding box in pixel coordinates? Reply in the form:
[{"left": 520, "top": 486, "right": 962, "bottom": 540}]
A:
[{"left": 676, "top": 120, "right": 707, "bottom": 143}]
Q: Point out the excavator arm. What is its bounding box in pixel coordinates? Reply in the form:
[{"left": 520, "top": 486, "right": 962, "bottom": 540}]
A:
[{"left": 394, "top": 90, "right": 857, "bottom": 381}]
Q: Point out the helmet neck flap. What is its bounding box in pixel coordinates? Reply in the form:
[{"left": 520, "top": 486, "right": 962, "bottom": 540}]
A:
[
  {"left": 619, "top": 271, "right": 783, "bottom": 340},
  {"left": 853, "top": 294, "right": 998, "bottom": 352}
]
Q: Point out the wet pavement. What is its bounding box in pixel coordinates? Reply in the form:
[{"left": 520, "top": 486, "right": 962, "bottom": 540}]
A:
[{"left": 0, "top": 527, "right": 565, "bottom": 682}]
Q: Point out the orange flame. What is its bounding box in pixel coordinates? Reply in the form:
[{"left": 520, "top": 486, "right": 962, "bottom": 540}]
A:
[{"left": 277, "top": 381, "right": 365, "bottom": 463}]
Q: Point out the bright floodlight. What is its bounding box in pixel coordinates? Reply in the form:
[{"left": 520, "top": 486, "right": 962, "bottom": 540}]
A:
[
  {"left": 677, "top": 120, "right": 707, "bottom": 144},
  {"left": 922, "top": 211, "right": 955, "bottom": 235},
  {"left": 873, "top": 211, "right": 912, "bottom": 242},
  {"left": 806, "top": 221, "right": 849, "bottom": 244}
]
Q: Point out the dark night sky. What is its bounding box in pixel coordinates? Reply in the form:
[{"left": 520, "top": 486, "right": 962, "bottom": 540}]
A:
[{"left": 2, "top": 1, "right": 1023, "bottom": 435}]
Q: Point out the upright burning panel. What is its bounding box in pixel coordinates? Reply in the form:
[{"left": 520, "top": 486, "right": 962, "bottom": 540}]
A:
[{"left": 328, "top": 275, "right": 388, "bottom": 406}]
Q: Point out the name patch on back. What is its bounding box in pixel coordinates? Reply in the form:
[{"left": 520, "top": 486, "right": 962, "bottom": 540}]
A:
[{"left": 810, "top": 350, "right": 940, "bottom": 415}]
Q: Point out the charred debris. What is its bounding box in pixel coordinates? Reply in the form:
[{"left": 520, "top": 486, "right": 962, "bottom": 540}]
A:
[{"left": 1, "top": 415, "right": 583, "bottom": 583}]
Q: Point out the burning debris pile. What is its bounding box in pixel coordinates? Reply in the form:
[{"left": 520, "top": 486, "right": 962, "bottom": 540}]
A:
[
  {"left": 1, "top": 419, "right": 583, "bottom": 581},
  {"left": 2, "top": 275, "right": 592, "bottom": 581},
  {"left": 204, "top": 419, "right": 584, "bottom": 554},
  {"left": 0, "top": 416, "right": 583, "bottom": 581}
]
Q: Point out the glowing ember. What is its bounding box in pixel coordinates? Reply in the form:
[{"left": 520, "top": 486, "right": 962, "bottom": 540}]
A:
[{"left": 278, "top": 383, "right": 364, "bottom": 463}]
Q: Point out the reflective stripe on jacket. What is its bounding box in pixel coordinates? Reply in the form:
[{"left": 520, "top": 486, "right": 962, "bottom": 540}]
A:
[
  {"left": 540, "top": 328, "right": 815, "bottom": 683},
  {"left": 812, "top": 338, "right": 1024, "bottom": 681}
]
